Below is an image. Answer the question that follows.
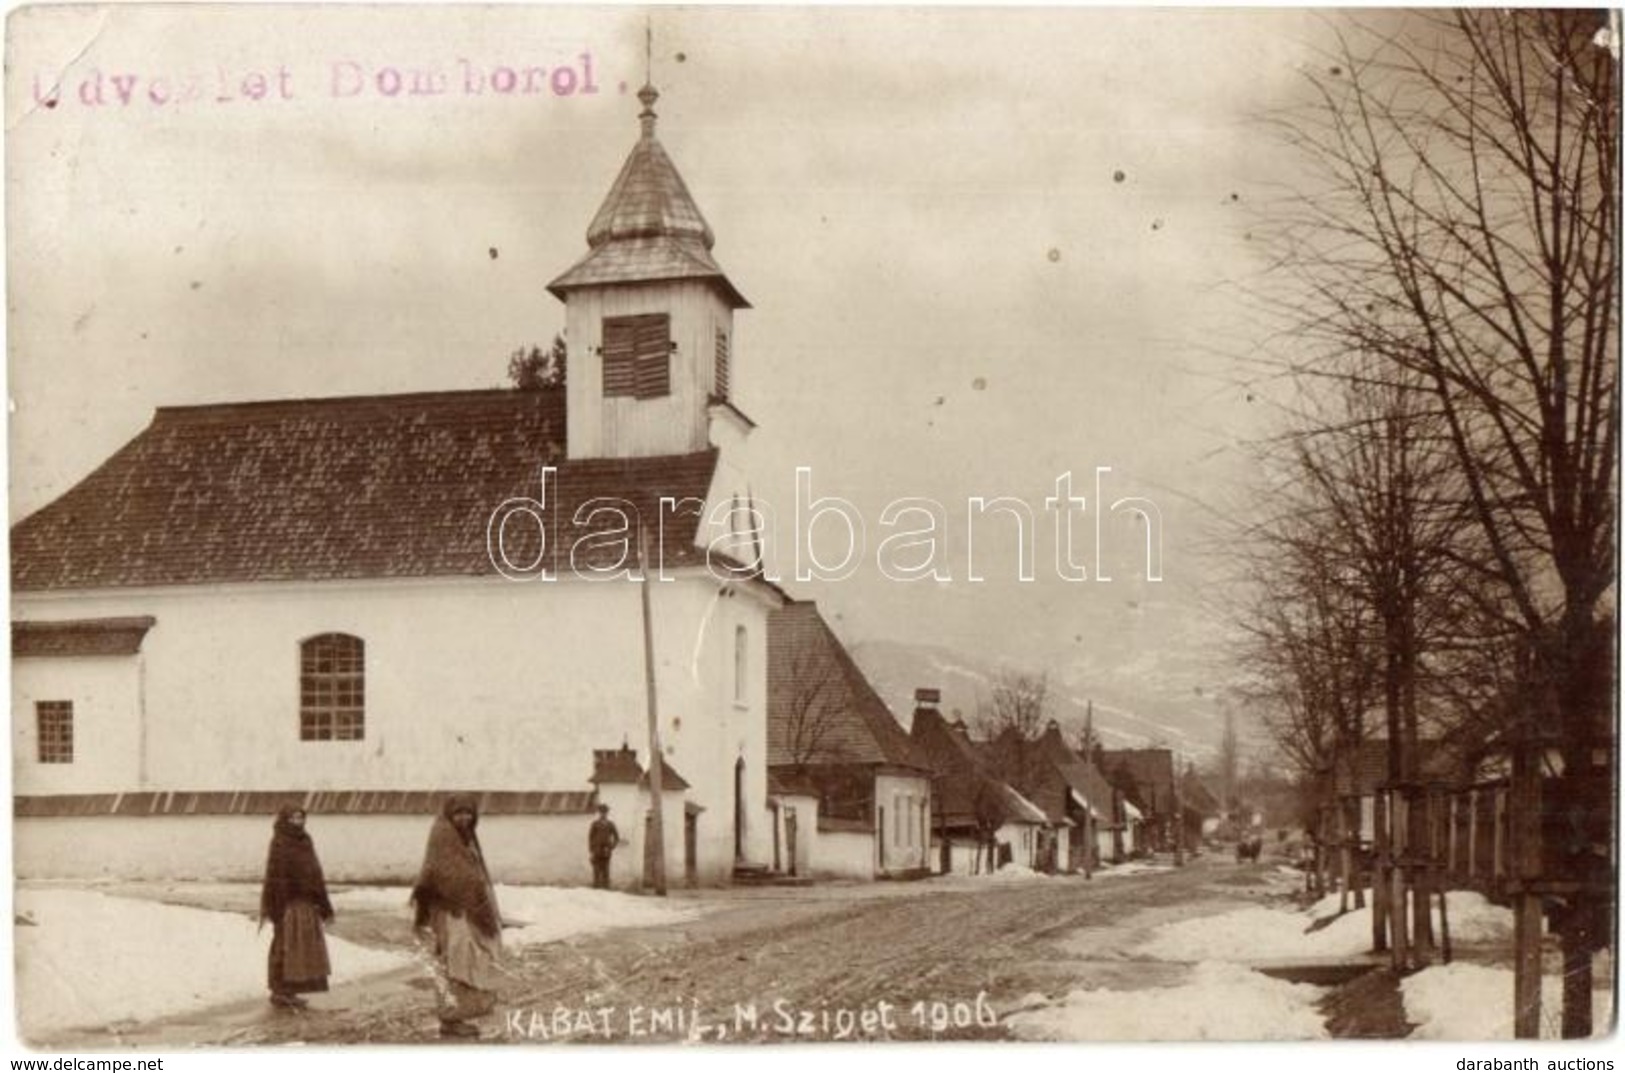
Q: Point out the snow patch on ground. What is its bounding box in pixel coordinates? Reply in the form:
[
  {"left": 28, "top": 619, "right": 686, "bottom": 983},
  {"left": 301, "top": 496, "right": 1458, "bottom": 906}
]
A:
[
  {"left": 1403, "top": 962, "right": 1613, "bottom": 1040},
  {"left": 330, "top": 884, "right": 706, "bottom": 947},
  {"left": 1139, "top": 905, "right": 1370, "bottom": 961},
  {"left": 1305, "top": 891, "right": 1511, "bottom": 943},
  {"left": 949, "top": 864, "right": 1057, "bottom": 883},
  {"left": 15, "top": 889, "right": 408, "bottom": 1036},
  {"left": 1005, "top": 961, "right": 1328, "bottom": 1041},
  {"left": 1095, "top": 862, "right": 1173, "bottom": 880}
]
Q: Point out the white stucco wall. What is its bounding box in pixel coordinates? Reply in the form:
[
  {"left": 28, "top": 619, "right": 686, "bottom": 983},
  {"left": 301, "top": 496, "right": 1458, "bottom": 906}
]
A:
[
  {"left": 996, "top": 822, "right": 1040, "bottom": 869},
  {"left": 767, "top": 793, "right": 818, "bottom": 876},
  {"left": 1094, "top": 825, "right": 1113, "bottom": 865},
  {"left": 15, "top": 813, "right": 595, "bottom": 885},
  {"left": 813, "top": 830, "right": 875, "bottom": 880},
  {"left": 12, "top": 569, "right": 774, "bottom": 884},
  {"left": 943, "top": 839, "right": 989, "bottom": 875},
  {"left": 13, "top": 656, "right": 143, "bottom": 794},
  {"left": 875, "top": 773, "right": 931, "bottom": 873}
]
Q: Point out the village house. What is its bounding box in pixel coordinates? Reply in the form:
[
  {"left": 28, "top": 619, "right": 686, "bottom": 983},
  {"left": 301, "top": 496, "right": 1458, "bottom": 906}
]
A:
[
  {"left": 1101, "top": 747, "right": 1179, "bottom": 853},
  {"left": 979, "top": 727, "right": 1076, "bottom": 873},
  {"left": 1031, "top": 721, "right": 1126, "bottom": 869},
  {"left": 1179, "top": 763, "right": 1222, "bottom": 848},
  {"left": 10, "top": 82, "right": 785, "bottom": 888},
  {"left": 978, "top": 720, "right": 1131, "bottom": 874},
  {"left": 908, "top": 692, "right": 1048, "bottom": 874},
  {"left": 764, "top": 601, "right": 934, "bottom": 879}
]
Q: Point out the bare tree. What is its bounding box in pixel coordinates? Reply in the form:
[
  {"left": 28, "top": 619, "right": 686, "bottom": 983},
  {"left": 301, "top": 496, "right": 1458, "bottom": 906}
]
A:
[
  {"left": 975, "top": 670, "right": 1049, "bottom": 741},
  {"left": 1216, "top": 708, "right": 1241, "bottom": 815},
  {"left": 782, "top": 640, "right": 849, "bottom": 772},
  {"left": 1272, "top": 11, "right": 1617, "bottom": 1035}
]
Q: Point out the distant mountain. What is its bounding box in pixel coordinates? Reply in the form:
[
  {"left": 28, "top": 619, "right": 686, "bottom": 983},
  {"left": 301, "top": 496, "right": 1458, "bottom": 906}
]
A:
[{"left": 851, "top": 637, "right": 1222, "bottom": 761}]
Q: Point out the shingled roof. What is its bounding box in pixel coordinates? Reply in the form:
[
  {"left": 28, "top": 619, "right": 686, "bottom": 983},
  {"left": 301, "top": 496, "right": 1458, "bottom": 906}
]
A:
[
  {"left": 1032, "top": 723, "right": 1122, "bottom": 823},
  {"left": 909, "top": 707, "right": 1048, "bottom": 828},
  {"left": 13, "top": 616, "right": 157, "bottom": 657},
  {"left": 547, "top": 85, "right": 747, "bottom": 308},
  {"left": 767, "top": 602, "right": 928, "bottom": 771},
  {"left": 12, "top": 389, "right": 721, "bottom": 591},
  {"left": 1102, "top": 748, "right": 1178, "bottom": 815},
  {"left": 1331, "top": 738, "right": 1461, "bottom": 796}
]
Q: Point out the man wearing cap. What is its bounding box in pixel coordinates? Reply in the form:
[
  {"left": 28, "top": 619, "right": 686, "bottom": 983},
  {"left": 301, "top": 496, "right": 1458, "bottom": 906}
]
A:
[{"left": 588, "top": 804, "right": 620, "bottom": 889}]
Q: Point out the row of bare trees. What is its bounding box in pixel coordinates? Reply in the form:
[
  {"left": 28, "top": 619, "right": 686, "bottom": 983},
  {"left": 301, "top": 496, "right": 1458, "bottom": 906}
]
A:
[{"left": 1238, "top": 10, "right": 1615, "bottom": 1038}]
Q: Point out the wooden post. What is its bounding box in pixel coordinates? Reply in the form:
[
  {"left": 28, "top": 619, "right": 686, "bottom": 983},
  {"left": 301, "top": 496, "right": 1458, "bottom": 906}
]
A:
[
  {"left": 1350, "top": 797, "right": 1366, "bottom": 909},
  {"left": 638, "top": 523, "right": 667, "bottom": 896},
  {"left": 1438, "top": 885, "right": 1452, "bottom": 964},
  {"left": 1173, "top": 762, "right": 1185, "bottom": 868},
  {"left": 1338, "top": 801, "right": 1350, "bottom": 914},
  {"left": 1372, "top": 789, "right": 1390, "bottom": 953},
  {"left": 1467, "top": 789, "right": 1478, "bottom": 882},
  {"left": 1447, "top": 794, "right": 1458, "bottom": 880}
]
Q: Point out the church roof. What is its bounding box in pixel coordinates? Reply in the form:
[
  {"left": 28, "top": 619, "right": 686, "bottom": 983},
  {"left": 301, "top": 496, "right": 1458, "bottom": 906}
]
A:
[
  {"left": 12, "top": 388, "right": 721, "bottom": 591},
  {"left": 767, "top": 601, "right": 929, "bottom": 771},
  {"left": 547, "top": 85, "right": 747, "bottom": 308}
]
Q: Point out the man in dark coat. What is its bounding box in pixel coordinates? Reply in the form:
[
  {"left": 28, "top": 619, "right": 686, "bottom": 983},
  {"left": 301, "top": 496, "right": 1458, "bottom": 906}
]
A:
[
  {"left": 259, "top": 805, "right": 334, "bottom": 1008},
  {"left": 411, "top": 793, "right": 503, "bottom": 1038},
  {"left": 588, "top": 804, "right": 620, "bottom": 889}
]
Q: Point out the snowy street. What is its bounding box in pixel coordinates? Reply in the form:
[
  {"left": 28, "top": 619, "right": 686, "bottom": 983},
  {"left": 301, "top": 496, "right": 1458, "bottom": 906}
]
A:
[{"left": 20, "top": 853, "right": 1565, "bottom": 1047}]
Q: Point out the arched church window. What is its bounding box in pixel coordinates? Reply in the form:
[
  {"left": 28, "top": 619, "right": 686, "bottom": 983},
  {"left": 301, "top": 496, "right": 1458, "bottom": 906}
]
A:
[
  {"left": 734, "top": 624, "right": 749, "bottom": 706},
  {"left": 300, "top": 633, "right": 365, "bottom": 741}
]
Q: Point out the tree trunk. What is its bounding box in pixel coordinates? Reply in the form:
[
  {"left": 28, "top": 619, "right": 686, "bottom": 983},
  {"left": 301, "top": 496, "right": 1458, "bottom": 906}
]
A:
[
  {"left": 1511, "top": 743, "right": 1544, "bottom": 1038},
  {"left": 1514, "top": 893, "right": 1543, "bottom": 1038},
  {"left": 1561, "top": 929, "right": 1593, "bottom": 1038},
  {"left": 1410, "top": 787, "right": 1434, "bottom": 961}
]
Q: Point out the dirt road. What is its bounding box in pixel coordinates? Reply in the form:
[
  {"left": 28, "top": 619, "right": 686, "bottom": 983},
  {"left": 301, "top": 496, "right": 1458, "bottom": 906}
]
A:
[{"left": 56, "top": 856, "right": 1300, "bottom": 1047}]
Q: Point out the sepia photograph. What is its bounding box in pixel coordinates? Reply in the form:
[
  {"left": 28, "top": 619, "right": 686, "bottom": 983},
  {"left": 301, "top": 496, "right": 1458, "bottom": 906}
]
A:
[{"left": 4, "top": 3, "right": 1618, "bottom": 1056}]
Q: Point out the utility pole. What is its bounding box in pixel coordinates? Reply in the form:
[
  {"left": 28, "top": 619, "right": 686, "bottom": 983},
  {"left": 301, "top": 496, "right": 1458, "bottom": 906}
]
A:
[
  {"left": 1172, "top": 751, "right": 1185, "bottom": 867},
  {"left": 638, "top": 521, "right": 667, "bottom": 896}
]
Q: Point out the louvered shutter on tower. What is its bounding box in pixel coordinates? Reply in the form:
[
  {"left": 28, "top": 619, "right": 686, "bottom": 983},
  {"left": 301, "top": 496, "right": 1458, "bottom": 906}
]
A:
[
  {"left": 602, "top": 313, "right": 671, "bottom": 399},
  {"left": 715, "top": 329, "right": 730, "bottom": 401}
]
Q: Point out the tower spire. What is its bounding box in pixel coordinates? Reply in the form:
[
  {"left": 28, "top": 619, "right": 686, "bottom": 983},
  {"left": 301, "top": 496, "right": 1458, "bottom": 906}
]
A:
[{"left": 639, "top": 17, "right": 659, "bottom": 138}]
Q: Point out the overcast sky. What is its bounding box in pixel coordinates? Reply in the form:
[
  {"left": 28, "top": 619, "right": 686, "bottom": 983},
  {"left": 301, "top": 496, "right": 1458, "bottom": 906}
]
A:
[{"left": 7, "top": 6, "right": 1368, "bottom": 742}]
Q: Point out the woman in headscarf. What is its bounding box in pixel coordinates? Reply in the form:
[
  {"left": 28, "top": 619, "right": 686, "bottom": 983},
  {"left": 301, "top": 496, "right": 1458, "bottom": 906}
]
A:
[
  {"left": 411, "top": 792, "right": 503, "bottom": 1038},
  {"left": 259, "top": 805, "right": 334, "bottom": 1008}
]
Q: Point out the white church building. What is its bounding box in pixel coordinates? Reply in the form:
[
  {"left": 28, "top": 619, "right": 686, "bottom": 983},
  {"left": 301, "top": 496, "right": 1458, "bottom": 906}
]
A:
[{"left": 11, "top": 83, "right": 783, "bottom": 888}]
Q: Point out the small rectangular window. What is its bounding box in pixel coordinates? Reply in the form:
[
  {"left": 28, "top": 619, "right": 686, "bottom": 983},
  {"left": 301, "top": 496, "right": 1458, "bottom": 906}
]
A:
[
  {"left": 37, "top": 701, "right": 73, "bottom": 763},
  {"left": 603, "top": 314, "right": 671, "bottom": 399}
]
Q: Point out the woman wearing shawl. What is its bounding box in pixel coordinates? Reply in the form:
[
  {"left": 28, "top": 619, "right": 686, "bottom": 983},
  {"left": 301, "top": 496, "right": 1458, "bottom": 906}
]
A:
[
  {"left": 259, "top": 806, "right": 334, "bottom": 1008},
  {"left": 411, "top": 793, "right": 503, "bottom": 1038}
]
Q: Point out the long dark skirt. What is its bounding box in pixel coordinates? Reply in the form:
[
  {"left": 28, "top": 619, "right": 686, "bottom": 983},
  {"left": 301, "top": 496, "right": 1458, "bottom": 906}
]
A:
[{"left": 269, "top": 900, "right": 331, "bottom": 995}]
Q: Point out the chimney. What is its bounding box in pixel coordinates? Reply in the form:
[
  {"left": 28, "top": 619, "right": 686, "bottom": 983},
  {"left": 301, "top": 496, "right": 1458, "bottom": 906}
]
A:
[{"left": 913, "top": 687, "right": 941, "bottom": 723}]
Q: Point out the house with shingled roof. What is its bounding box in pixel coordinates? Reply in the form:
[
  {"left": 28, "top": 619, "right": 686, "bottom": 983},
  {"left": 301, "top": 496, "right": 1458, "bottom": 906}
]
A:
[
  {"left": 11, "top": 80, "right": 783, "bottom": 889},
  {"left": 1102, "top": 747, "right": 1179, "bottom": 853},
  {"left": 766, "top": 601, "right": 933, "bottom": 879},
  {"left": 908, "top": 692, "right": 1048, "bottom": 874}
]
